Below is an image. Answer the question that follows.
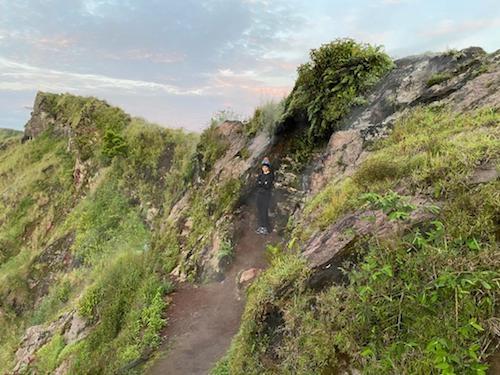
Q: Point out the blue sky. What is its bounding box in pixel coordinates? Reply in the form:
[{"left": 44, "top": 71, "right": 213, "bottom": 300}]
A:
[{"left": 1, "top": 0, "right": 499, "bottom": 131}]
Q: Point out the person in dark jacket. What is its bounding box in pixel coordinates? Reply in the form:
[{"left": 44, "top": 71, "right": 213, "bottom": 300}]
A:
[{"left": 256, "top": 157, "right": 274, "bottom": 235}]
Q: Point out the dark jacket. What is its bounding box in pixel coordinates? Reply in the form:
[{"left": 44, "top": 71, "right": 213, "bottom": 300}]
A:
[{"left": 256, "top": 171, "right": 274, "bottom": 195}]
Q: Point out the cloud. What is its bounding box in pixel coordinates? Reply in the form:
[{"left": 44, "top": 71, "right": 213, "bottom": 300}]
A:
[
  {"left": 1, "top": 0, "right": 499, "bottom": 131},
  {"left": 420, "top": 17, "right": 500, "bottom": 38},
  {"left": 0, "top": 57, "right": 206, "bottom": 95}
]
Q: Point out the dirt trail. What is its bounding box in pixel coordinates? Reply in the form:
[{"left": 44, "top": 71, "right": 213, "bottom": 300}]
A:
[{"left": 147, "top": 207, "right": 280, "bottom": 375}]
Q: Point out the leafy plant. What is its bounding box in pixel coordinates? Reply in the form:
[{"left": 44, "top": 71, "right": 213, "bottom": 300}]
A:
[
  {"left": 360, "top": 190, "right": 416, "bottom": 220},
  {"left": 102, "top": 128, "right": 127, "bottom": 159},
  {"left": 282, "top": 38, "right": 393, "bottom": 140}
]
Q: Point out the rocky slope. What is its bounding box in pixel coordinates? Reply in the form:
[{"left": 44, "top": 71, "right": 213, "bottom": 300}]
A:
[
  {"left": 0, "top": 42, "right": 498, "bottom": 375},
  {"left": 215, "top": 46, "right": 499, "bottom": 374}
]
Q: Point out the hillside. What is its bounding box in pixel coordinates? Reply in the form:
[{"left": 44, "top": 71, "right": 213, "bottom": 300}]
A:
[{"left": 0, "top": 40, "right": 498, "bottom": 375}]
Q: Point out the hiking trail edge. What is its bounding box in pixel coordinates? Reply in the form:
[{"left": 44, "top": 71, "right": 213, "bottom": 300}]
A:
[{"left": 147, "top": 207, "right": 280, "bottom": 375}]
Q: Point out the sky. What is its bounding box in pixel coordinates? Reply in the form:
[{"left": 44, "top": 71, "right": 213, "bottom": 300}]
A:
[{"left": 1, "top": 0, "right": 499, "bottom": 132}]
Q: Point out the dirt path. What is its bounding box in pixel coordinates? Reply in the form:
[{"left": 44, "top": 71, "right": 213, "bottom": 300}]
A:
[{"left": 147, "top": 207, "right": 280, "bottom": 375}]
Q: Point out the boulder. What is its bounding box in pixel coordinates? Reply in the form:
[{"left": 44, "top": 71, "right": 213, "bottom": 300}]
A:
[
  {"left": 470, "top": 163, "right": 499, "bottom": 184},
  {"left": 238, "top": 268, "right": 262, "bottom": 287},
  {"left": 302, "top": 196, "right": 436, "bottom": 289}
]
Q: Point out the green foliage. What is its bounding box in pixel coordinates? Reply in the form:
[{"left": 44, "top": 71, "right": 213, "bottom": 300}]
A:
[
  {"left": 38, "top": 92, "right": 131, "bottom": 162},
  {"left": 283, "top": 38, "right": 393, "bottom": 140},
  {"left": 102, "top": 128, "right": 127, "bottom": 158},
  {"left": 0, "top": 98, "right": 195, "bottom": 372},
  {"left": 70, "top": 253, "right": 169, "bottom": 374},
  {"left": 302, "top": 106, "right": 500, "bottom": 235},
  {"left": 360, "top": 190, "right": 416, "bottom": 220},
  {"left": 121, "top": 117, "right": 197, "bottom": 210},
  {"left": 218, "top": 253, "right": 309, "bottom": 374},
  {"left": 244, "top": 100, "right": 285, "bottom": 137},
  {"left": 35, "top": 334, "right": 66, "bottom": 373},
  {"left": 32, "top": 278, "right": 73, "bottom": 325},
  {"left": 78, "top": 285, "right": 102, "bottom": 322},
  {"left": 217, "top": 238, "right": 234, "bottom": 262},
  {"left": 195, "top": 123, "right": 230, "bottom": 178},
  {"left": 427, "top": 72, "right": 453, "bottom": 87},
  {"left": 67, "top": 176, "right": 149, "bottom": 264},
  {"left": 0, "top": 128, "right": 22, "bottom": 142},
  {"left": 217, "top": 178, "right": 243, "bottom": 216}
]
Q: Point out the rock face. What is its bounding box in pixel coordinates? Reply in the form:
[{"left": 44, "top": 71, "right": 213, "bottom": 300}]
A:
[
  {"left": 27, "top": 233, "right": 76, "bottom": 302},
  {"left": 309, "top": 47, "right": 499, "bottom": 195},
  {"left": 12, "top": 311, "right": 89, "bottom": 374},
  {"left": 303, "top": 196, "right": 435, "bottom": 289},
  {"left": 24, "top": 92, "right": 59, "bottom": 139}
]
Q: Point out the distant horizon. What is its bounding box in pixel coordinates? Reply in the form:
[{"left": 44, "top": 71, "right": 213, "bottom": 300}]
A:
[{"left": 1, "top": 0, "right": 499, "bottom": 132}]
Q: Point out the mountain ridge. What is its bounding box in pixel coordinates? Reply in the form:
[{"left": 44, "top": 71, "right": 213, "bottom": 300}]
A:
[{"left": 0, "top": 42, "right": 498, "bottom": 374}]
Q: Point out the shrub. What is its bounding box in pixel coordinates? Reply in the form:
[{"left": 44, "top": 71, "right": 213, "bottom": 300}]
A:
[
  {"left": 102, "top": 128, "right": 127, "bottom": 159},
  {"left": 282, "top": 38, "right": 393, "bottom": 140}
]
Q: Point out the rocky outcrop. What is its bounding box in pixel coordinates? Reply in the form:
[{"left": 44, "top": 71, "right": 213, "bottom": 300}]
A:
[
  {"left": 300, "top": 47, "right": 500, "bottom": 290},
  {"left": 12, "top": 311, "right": 89, "bottom": 374},
  {"left": 27, "top": 232, "right": 76, "bottom": 307},
  {"left": 309, "top": 47, "right": 498, "bottom": 195},
  {"left": 23, "top": 92, "right": 59, "bottom": 139},
  {"left": 302, "top": 196, "right": 436, "bottom": 289}
]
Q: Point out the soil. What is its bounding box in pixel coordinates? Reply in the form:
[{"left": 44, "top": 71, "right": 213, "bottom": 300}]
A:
[{"left": 146, "top": 205, "right": 280, "bottom": 375}]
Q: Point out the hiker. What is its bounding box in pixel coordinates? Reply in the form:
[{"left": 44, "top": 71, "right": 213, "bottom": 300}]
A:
[{"left": 255, "top": 157, "right": 274, "bottom": 235}]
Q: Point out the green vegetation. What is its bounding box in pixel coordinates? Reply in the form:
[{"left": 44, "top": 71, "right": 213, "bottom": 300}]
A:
[
  {"left": 194, "top": 122, "right": 230, "bottom": 178},
  {"left": 244, "top": 100, "right": 285, "bottom": 138},
  {"left": 282, "top": 38, "right": 393, "bottom": 141},
  {"left": 0, "top": 128, "right": 22, "bottom": 142},
  {"left": 427, "top": 72, "right": 453, "bottom": 87},
  {"left": 217, "top": 106, "right": 500, "bottom": 374},
  {"left": 0, "top": 93, "right": 198, "bottom": 373},
  {"left": 2, "top": 43, "right": 498, "bottom": 375},
  {"left": 152, "top": 118, "right": 247, "bottom": 281},
  {"left": 36, "top": 92, "right": 131, "bottom": 163}
]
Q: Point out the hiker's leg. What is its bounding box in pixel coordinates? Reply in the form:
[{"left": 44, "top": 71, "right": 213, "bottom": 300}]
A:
[
  {"left": 256, "top": 194, "right": 265, "bottom": 228},
  {"left": 262, "top": 194, "right": 271, "bottom": 230}
]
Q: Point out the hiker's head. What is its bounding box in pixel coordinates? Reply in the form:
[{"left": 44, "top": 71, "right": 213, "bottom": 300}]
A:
[{"left": 261, "top": 157, "right": 271, "bottom": 173}]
